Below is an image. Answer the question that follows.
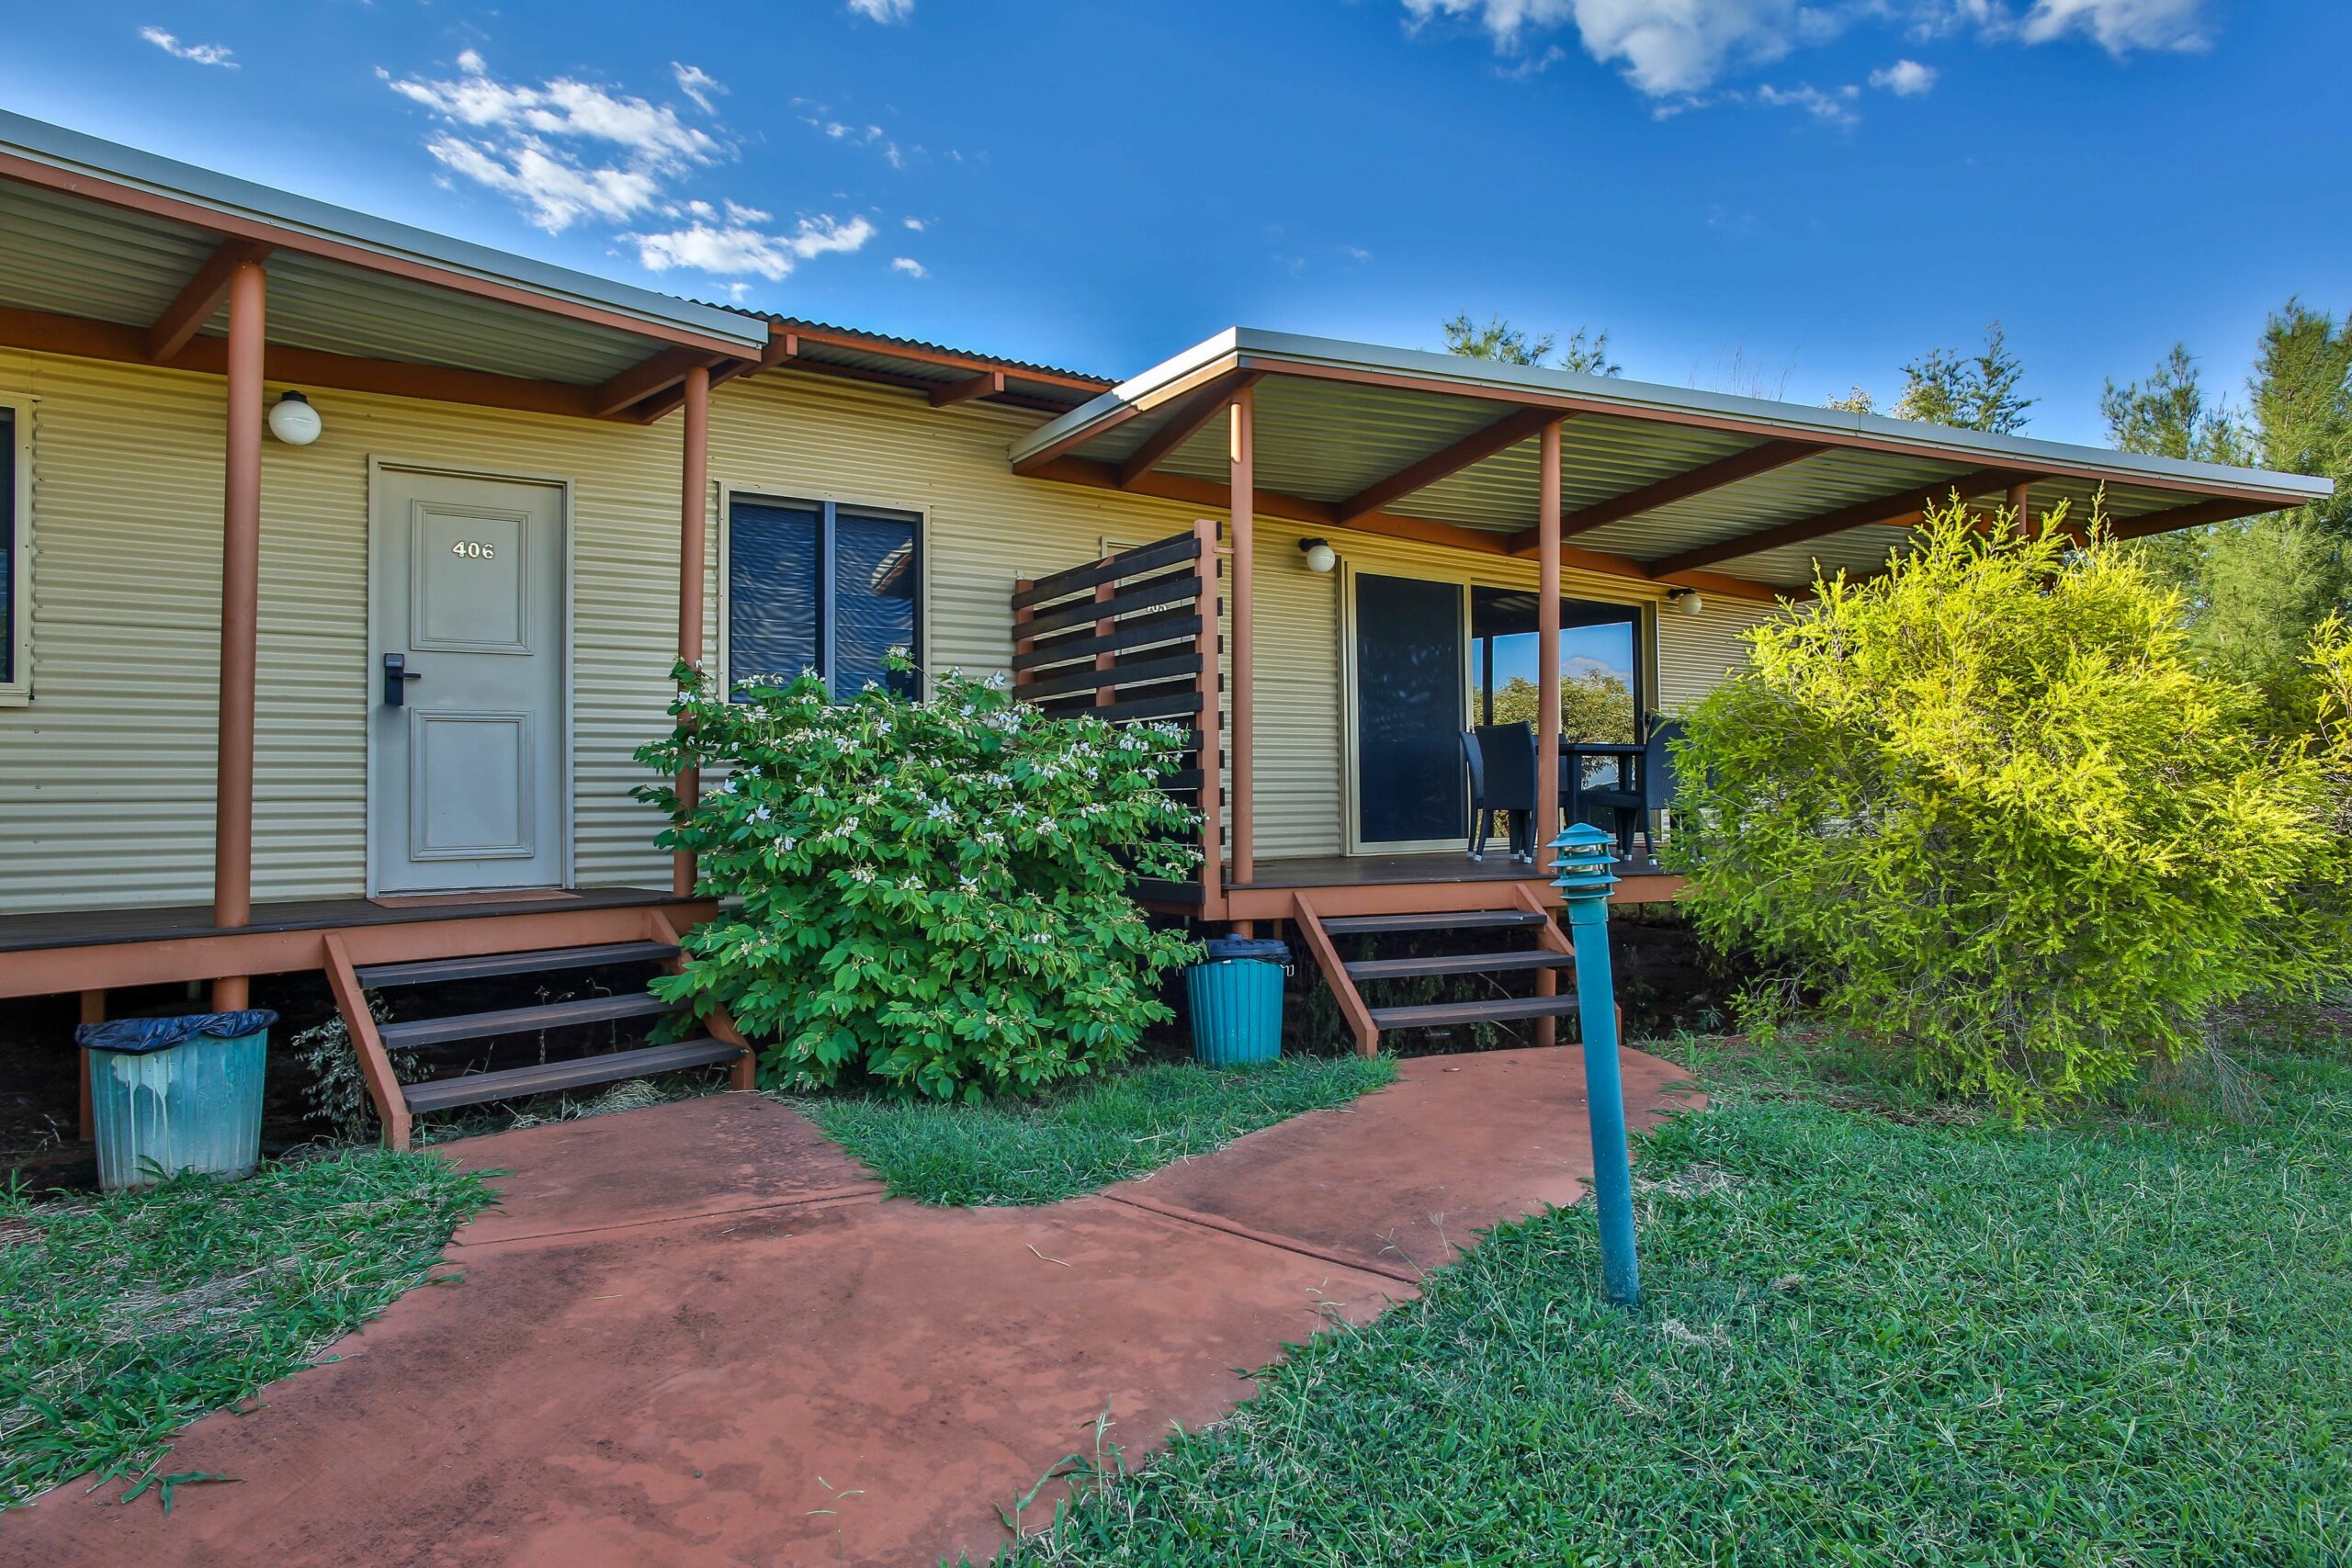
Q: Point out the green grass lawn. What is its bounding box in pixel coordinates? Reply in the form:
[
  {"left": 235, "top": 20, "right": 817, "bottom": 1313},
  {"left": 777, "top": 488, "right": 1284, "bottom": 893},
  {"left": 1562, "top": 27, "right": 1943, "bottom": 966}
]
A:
[
  {"left": 1, "top": 1149, "right": 492, "bottom": 1513},
  {"left": 795, "top": 1055, "right": 1397, "bottom": 1205},
  {"left": 991, "top": 1028, "right": 2352, "bottom": 1566}
]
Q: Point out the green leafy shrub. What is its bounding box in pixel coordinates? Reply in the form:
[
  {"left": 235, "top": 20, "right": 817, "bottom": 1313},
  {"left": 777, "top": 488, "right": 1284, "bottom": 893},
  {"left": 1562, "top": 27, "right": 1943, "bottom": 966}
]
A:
[
  {"left": 1668, "top": 499, "right": 2352, "bottom": 1117},
  {"left": 635, "top": 660, "right": 1202, "bottom": 1100}
]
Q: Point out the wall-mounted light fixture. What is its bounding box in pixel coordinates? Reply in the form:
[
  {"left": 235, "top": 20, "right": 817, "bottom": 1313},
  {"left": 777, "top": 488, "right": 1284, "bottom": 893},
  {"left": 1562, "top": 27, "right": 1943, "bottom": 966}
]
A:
[
  {"left": 266, "top": 389, "right": 322, "bottom": 446},
  {"left": 1298, "top": 537, "right": 1336, "bottom": 573},
  {"left": 1667, "top": 586, "right": 1705, "bottom": 617}
]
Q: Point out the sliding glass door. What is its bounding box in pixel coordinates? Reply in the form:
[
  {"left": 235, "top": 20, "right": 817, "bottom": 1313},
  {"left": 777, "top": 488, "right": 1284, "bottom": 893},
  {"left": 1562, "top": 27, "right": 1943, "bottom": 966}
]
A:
[{"left": 1346, "top": 571, "right": 1469, "bottom": 851}]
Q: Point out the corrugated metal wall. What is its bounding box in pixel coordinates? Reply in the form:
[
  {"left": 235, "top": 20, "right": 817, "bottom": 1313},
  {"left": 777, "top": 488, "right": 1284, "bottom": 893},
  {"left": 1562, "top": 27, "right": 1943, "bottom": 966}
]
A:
[
  {"left": 0, "top": 348, "right": 1782, "bottom": 916},
  {"left": 0, "top": 347, "right": 685, "bottom": 914}
]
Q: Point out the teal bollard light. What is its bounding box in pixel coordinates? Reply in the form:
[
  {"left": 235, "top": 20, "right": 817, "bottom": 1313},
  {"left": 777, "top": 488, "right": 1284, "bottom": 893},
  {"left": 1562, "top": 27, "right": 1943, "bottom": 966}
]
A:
[{"left": 1550, "top": 821, "right": 1642, "bottom": 1308}]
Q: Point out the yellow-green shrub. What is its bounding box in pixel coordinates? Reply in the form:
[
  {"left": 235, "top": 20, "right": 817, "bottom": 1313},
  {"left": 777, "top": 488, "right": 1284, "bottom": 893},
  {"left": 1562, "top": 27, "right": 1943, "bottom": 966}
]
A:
[{"left": 1668, "top": 500, "right": 2352, "bottom": 1117}]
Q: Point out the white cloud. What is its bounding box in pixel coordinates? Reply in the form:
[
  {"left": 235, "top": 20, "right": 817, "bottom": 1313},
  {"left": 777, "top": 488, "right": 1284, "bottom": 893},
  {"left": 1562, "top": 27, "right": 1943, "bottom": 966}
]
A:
[
  {"left": 627, "top": 214, "right": 877, "bottom": 281},
  {"left": 1756, "top": 81, "right": 1860, "bottom": 125},
  {"left": 902, "top": 216, "right": 926, "bottom": 231},
  {"left": 1400, "top": 0, "right": 2213, "bottom": 96},
  {"left": 141, "top": 27, "right": 236, "bottom": 68},
  {"left": 890, "top": 256, "right": 927, "bottom": 277},
  {"left": 386, "top": 51, "right": 722, "bottom": 231},
  {"left": 672, "top": 62, "right": 724, "bottom": 113},
  {"left": 848, "top": 0, "right": 914, "bottom": 21},
  {"left": 1869, "top": 57, "right": 1938, "bottom": 93},
  {"left": 2017, "top": 0, "right": 2210, "bottom": 53}
]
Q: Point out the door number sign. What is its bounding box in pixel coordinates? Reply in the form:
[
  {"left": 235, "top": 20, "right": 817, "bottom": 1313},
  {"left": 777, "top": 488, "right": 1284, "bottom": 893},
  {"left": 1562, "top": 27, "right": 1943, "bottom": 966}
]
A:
[{"left": 450, "top": 540, "right": 497, "bottom": 560}]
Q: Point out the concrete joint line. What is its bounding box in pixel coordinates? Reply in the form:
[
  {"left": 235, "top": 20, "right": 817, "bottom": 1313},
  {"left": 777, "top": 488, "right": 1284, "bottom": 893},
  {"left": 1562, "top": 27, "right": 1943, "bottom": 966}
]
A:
[{"left": 1099, "top": 1190, "right": 1425, "bottom": 1286}]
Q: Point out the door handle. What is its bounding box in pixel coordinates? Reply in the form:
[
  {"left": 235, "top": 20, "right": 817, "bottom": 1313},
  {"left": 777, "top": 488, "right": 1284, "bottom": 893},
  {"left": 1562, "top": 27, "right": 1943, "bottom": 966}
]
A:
[{"left": 383, "top": 653, "right": 424, "bottom": 707}]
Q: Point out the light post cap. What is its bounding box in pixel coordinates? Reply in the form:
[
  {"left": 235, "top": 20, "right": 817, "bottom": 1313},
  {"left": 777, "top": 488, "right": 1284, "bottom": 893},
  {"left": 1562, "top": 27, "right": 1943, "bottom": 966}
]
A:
[{"left": 1548, "top": 821, "right": 1620, "bottom": 899}]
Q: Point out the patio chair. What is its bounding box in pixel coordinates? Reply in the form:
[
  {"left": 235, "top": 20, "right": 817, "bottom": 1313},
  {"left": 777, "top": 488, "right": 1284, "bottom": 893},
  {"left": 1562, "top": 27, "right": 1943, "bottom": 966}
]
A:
[
  {"left": 1566, "top": 716, "right": 1686, "bottom": 863},
  {"left": 1462, "top": 723, "right": 1538, "bottom": 862}
]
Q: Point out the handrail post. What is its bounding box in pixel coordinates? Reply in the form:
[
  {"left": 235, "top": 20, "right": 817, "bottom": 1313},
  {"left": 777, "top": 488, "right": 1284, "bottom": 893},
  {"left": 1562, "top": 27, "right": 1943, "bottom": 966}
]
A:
[{"left": 1550, "top": 821, "right": 1640, "bottom": 1307}]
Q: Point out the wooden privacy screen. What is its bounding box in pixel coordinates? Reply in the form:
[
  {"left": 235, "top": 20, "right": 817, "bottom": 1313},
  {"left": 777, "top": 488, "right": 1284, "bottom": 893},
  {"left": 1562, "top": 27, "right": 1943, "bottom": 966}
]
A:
[{"left": 1011, "top": 520, "right": 1224, "bottom": 908}]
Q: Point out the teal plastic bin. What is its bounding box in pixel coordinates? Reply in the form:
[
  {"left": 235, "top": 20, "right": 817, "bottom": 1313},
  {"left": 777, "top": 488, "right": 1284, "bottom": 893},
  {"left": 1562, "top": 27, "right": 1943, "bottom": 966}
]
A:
[
  {"left": 75, "top": 1010, "right": 276, "bottom": 1190},
  {"left": 1186, "top": 938, "right": 1289, "bottom": 1066}
]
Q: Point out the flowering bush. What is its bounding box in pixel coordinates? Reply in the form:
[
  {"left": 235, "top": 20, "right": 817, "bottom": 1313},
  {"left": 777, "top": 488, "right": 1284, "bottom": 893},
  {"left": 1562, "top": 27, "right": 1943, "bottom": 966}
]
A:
[
  {"left": 1668, "top": 499, "right": 2352, "bottom": 1118},
  {"left": 634, "top": 659, "right": 1203, "bottom": 1100}
]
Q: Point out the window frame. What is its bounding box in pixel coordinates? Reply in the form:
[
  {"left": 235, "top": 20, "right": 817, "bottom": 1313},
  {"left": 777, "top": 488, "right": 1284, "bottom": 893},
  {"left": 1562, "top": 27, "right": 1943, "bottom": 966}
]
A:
[
  {"left": 716, "top": 483, "right": 930, "bottom": 701},
  {"left": 0, "top": 395, "right": 30, "bottom": 707}
]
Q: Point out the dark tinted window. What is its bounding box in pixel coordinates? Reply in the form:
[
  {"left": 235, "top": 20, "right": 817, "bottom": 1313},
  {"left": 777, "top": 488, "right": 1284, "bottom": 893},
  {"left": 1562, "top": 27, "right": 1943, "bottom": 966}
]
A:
[{"left": 727, "top": 495, "right": 920, "bottom": 698}]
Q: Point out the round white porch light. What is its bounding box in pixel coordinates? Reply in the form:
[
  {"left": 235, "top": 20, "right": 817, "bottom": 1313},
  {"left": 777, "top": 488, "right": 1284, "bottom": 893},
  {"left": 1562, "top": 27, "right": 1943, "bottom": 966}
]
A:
[
  {"left": 266, "top": 389, "right": 322, "bottom": 446},
  {"left": 1298, "top": 537, "right": 1337, "bottom": 573},
  {"left": 1667, "top": 587, "right": 1704, "bottom": 617}
]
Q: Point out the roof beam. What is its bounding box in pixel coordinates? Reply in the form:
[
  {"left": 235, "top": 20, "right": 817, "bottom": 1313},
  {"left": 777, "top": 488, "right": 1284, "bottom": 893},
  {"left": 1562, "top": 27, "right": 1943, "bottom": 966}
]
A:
[
  {"left": 636, "top": 329, "right": 797, "bottom": 421},
  {"left": 146, "top": 239, "right": 274, "bottom": 362},
  {"left": 2, "top": 300, "right": 608, "bottom": 419},
  {"left": 930, "top": 369, "right": 1004, "bottom": 407},
  {"left": 1114, "top": 369, "right": 1263, "bottom": 489},
  {"left": 2101, "top": 493, "right": 2275, "bottom": 541},
  {"left": 1024, "top": 455, "right": 1793, "bottom": 605},
  {"left": 1645, "top": 466, "right": 2040, "bottom": 579},
  {"left": 1335, "top": 407, "right": 1560, "bottom": 527},
  {"left": 1506, "top": 438, "right": 1829, "bottom": 556},
  {"left": 591, "top": 345, "right": 718, "bottom": 419},
  {"left": 778, "top": 321, "right": 1108, "bottom": 393}
]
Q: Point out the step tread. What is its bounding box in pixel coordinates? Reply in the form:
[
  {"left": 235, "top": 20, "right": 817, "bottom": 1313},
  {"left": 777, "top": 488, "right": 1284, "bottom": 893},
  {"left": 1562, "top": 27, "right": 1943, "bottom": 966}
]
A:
[
  {"left": 1346, "top": 950, "right": 1574, "bottom": 980},
  {"left": 1368, "top": 994, "right": 1583, "bottom": 1030},
  {"left": 401, "top": 1037, "right": 744, "bottom": 1113},
  {"left": 1319, "top": 909, "right": 1547, "bottom": 936},
  {"left": 379, "top": 990, "right": 677, "bottom": 1050},
  {"left": 356, "top": 941, "right": 679, "bottom": 989}
]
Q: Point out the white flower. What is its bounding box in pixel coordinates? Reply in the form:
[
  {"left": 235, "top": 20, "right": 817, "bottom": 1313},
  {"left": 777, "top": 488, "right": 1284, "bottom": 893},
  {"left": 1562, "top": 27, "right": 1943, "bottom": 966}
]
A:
[
  {"left": 986, "top": 671, "right": 1011, "bottom": 690},
  {"left": 750, "top": 805, "right": 773, "bottom": 823},
  {"left": 926, "top": 802, "right": 954, "bottom": 821},
  {"left": 848, "top": 866, "right": 876, "bottom": 883},
  {"left": 1037, "top": 818, "right": 1059, "bottom": 835}
]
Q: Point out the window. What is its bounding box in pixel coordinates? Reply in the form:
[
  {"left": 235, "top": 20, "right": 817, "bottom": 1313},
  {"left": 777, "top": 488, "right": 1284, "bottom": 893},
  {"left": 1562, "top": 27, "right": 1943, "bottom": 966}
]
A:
[
  {"left": 725, "top": 493, "right": 922, "bottom": 698},
  {"left": 0, "top": 401, "right": 28, "bottom": 705}
]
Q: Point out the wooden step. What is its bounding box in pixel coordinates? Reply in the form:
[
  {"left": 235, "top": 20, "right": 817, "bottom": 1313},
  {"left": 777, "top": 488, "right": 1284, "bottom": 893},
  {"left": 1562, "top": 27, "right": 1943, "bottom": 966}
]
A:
[
  {"left": 1318, "top": 909, "right": 1548, "bottom": 937},
  {"left": 401, "top": 1037, "right": 744, "bottom": 1113},
  {"left": 1346, "top": 950, "right": 1574, "bottom": 980},
  {"left": 1367, "top": 993, "right": 1582, "bottom": 1031},
  {"left": 379, "top": 990, "right": 677, "bottom": 1051},
  {"left": 356, "top": 941, "right": 679, "bottom": 989}
]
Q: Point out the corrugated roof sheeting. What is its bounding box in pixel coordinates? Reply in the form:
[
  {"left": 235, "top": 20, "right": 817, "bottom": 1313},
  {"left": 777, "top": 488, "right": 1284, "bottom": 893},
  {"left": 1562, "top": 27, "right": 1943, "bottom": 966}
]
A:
[
  {"left": 241, "top": 252, "right": 656, "bottom": 385},
  {"left": 0, "top": 180, "right": 217, "bottom": 326}
]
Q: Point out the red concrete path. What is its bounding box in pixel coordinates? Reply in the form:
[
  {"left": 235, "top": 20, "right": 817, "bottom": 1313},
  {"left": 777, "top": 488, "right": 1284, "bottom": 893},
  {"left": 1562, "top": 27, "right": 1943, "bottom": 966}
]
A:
[{"left": 3, "top": 1047, "right": 1693, "bottom": 1568}]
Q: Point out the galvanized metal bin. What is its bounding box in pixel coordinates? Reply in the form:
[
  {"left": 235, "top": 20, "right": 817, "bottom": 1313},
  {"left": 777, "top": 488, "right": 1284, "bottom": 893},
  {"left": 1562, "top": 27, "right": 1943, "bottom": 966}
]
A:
[{"left": 75, "top": 1011, "right": 277, "bottom": 1190}]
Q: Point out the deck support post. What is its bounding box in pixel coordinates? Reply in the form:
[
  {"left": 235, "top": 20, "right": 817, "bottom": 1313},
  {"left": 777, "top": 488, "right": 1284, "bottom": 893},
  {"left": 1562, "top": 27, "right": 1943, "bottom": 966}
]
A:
[
  {"left": 1533, "top": 420, "right": 1565, "bottom": 1046},
  {"left": 673, "top": 364, "right": 711, "bottom": 898},
  {"left": 77, "top": 989, "right": 104, "bottom": 1141},
  {"left": 211, "top": 258, "right": 266, "bottom": 1012},
  {"left": 1228, "top": 385, "right": 1257, "bottom": 933},
  {"left": 1551, "top": 823, "right": 1640, "bottom": 1307},
  {"left": 2007, "top": 479, "right": 2032, "bottom": 537}
]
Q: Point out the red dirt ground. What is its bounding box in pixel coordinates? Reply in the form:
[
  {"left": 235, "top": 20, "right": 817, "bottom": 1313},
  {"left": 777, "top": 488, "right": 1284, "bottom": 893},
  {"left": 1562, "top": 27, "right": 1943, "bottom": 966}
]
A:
[{"left": 0, "top": 1046, "right": 1696, "bottom": 1568}]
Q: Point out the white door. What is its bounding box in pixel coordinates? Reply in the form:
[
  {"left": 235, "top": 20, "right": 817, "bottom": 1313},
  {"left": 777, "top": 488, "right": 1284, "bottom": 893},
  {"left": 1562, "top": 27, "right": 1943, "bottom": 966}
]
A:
[{"left": 368, "top": 465, "right": 567, "bottom": 895}]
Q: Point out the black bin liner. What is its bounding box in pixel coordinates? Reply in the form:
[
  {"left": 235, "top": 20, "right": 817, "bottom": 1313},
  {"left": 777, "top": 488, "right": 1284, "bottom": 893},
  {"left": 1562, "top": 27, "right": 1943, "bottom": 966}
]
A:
[{"left": 74, "top": 1010, "right": 280, "bottom": 1055}]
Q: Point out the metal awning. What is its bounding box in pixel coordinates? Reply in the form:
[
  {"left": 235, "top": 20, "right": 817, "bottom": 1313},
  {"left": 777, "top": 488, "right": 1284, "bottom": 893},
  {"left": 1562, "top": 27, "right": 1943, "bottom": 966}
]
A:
[
  {"left": 1012, "top": 328, "right": 2335, "bottom": 597},
  {"left": 0, "top": 111, "right": 768, "bottom": 421}
]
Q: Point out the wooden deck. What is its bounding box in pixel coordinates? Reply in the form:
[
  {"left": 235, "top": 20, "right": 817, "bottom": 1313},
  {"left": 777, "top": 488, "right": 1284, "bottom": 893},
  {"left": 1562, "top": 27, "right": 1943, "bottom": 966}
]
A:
[
  {"left": 0, "top": 887, "right": 713, "bottom": 999},
  {"left": 1213, "top": 851, "right": 1682, "bottom": 921}
]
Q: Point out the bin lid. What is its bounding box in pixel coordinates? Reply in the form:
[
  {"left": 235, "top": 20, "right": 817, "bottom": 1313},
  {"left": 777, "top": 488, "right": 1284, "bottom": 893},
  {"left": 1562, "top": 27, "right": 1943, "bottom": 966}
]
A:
[
  {"left": 1202, "top": 936, "right": 1291, "bottom": 964},
  {"left": 74, "top": 1010, "right": 278, "bottom": 1055}
]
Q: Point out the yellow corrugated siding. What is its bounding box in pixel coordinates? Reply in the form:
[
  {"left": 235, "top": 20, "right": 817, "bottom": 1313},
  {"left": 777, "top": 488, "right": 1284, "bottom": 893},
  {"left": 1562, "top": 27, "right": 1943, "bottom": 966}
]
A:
[
  {"left": 0, "top": 347, "right": 1786, "bottom": 918},
  {"left": 0, "top": 348, "right": 686, "bottom": 914},
  {"left": 1657, "top": 595, "right": 1784, "bottom": 710}
]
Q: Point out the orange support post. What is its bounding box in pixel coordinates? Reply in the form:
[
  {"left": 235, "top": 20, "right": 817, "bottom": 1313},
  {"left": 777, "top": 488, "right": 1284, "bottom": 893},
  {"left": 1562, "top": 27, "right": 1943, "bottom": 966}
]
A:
[
  {"left": 211, "top": 258, "right": 265, "bottom": 1012},
  {"left": 673, "top": 364, "right": 710, "bottom": 898},
  {"left": 1228, "top": 386, "right": 1256, "bottom": 935},
  {"left": 1533, "top": 420, "right": 1565, "bottom": 1046}
]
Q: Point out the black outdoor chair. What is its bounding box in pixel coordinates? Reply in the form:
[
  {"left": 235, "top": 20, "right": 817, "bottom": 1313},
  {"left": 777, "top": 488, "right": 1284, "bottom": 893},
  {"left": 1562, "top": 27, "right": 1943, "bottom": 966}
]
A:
[
  {"left": 1462, "top": 723, "right": 1538, "bottom": 862},
  {"left": 1566, "top": 716, "right": 1687, "bottom": 863}
]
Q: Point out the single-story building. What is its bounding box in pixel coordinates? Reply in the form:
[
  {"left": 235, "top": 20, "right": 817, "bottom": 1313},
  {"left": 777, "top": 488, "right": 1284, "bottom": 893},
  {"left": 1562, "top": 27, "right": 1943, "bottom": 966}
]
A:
[{"left": 0, "top": 110, "right": 2327, "bottom": 1135}]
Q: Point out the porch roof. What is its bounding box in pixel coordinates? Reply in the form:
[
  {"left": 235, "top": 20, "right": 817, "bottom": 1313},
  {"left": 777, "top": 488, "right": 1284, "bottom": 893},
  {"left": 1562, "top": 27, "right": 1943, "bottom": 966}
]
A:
[
  {"left": 1010, "top": 328, "right": 2336, "bottom": 597},
  {"left": 0, "top": 111, "right": 769, "bottom": 421}
]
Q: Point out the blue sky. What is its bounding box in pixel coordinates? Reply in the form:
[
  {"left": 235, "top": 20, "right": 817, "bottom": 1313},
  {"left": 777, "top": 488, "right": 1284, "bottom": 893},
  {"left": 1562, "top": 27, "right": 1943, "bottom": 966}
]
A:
[{"left": 5, "top": 1, "right": 2345, "bottom": 445}]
